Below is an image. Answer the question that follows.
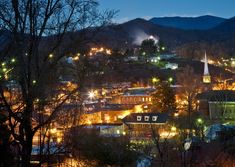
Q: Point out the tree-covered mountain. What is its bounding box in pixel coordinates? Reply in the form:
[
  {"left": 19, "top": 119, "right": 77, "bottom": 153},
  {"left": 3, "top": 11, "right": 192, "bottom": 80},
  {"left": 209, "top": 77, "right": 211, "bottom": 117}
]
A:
[
  {"left": 149, "top": 15, "right": 226, "bottom": 30},
  {"left": 92, "top": 16, "right": 235, "bottom": 59},
  {"left": 1, "top": 16, "right": 235, "bottom": 59}
]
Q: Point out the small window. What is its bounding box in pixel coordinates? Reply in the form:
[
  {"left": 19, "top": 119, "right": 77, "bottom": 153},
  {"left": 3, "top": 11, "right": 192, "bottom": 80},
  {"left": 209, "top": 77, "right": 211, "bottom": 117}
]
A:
[
  {"left": 144, "top": 116, "right": 150, "bottom": 121},
  {"left": 137, "top": 116, "right": 142, "bottom": 121},
  {"left": 152, "top": 116, "right": 158, "bottom": 121}
]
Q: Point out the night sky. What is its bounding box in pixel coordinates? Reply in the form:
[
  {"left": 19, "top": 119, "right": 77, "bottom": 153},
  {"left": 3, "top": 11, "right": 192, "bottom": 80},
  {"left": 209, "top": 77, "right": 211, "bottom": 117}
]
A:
[{"left": 99, "top": 0, "right": 235, "bottom": 23}]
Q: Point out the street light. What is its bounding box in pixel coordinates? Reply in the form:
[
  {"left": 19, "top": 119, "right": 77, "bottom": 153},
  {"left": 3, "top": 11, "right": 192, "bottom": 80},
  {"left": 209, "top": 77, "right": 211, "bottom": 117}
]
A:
[
  {"left": 117, "top": 130, "right": 120, "bottom": 135},
  {"left": 174, "top": 113, "right": 179, "bottom": 117},
  {"left": 152, "top": 77, "right": 160, "bottom": 83},
  {"left": 196, "top": 118, "right": 205, "bottom": 140},
  {"left": 168, "top": 77, "right": 173, "bottom": 83},
  {"left": 197, "top": 118, "right": 203, "bottom": 124},
  {"left": 88, "top": 90, "right": 95, "bottom": 99},
  {"left": 49, "top": 54, "right": 53, "bottom": 58},
  {"left": 171, "top": 126, "right": 177, "bottom": 132},
  {"left": 2, "top": 68, "right": 7, "bottom": 72},
  {"left": 11, "top": 58, "right": 16, "bottom": 63},
  {"left": 32, "top": 80, "right": 37, "bottom": 84}
]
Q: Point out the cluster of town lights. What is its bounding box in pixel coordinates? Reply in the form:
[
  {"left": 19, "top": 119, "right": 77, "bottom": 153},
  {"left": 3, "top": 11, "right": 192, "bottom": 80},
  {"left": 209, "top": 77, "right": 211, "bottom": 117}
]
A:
[
  {"left": 89, "top": 47, "right": 112, "bottom": 56},
  {"left": 0, "top": 58, "right": 16, "bottom": 80}
]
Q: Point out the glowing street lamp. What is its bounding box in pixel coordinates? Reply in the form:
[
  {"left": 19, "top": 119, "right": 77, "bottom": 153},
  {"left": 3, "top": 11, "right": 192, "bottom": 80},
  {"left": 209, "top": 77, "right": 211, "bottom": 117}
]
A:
[
  {"left": 73, "top": 56, "right": 79, "bottom": 61},
  {"left": 152, "top": 77, "right": 160, "bottom": 83},
  {"left": 196, "top": 118, "right": 204, "bottom": 140},
  {"left": 197, "top": 118, "right": 203, "bottom": 124},
  {"left": 171, "top": 126, "right": 177, "bottom": 132},
  {"left": 88, "top": 90, "right": 95, "bottom": 99},
  {"left": 49, "top": 54, "right": 53, "bottom": 58},
  {"left": 2, "top": 68, "right": 7, "bottom": 72},
  {"left": 168, "top": 77, "right": 173, "bottom": 83},
  {"left": 32, "top": 80, "right": 37, "bottom": 84},
  {"left": 174, "top": 112, "right": 179, "bottom": 117},
  {"left": 116, "top": 130, "right": 120, "bottom": 134},
  {"left": 11, "top": 58, "right": 16, "bottom": 63},
  {"left": 57, "top": 137, "right": 62, "bottom": 143}
]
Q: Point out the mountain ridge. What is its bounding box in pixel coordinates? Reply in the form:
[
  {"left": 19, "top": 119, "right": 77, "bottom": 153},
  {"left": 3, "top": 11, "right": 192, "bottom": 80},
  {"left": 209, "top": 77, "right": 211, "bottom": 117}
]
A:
[
  {"left": 92, "top": 16, "right": 235, "bottom": 58},
  {"left": 1, "top": 15, "right": 235, "bottom": 59},
  {"left": 149, "top": 15, "right": 226, "bottom": 30}
]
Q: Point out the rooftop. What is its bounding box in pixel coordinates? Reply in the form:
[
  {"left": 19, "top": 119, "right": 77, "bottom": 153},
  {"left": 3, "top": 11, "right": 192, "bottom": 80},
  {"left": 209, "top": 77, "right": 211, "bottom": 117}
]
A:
[
  {"left": 122, "top": 112, "right": 168, "bottom": 124},
  {"left": 123, "top": 87, "right": 155, "bottom": 96},
  {"left": 196, "top": 90, "right": 235, "bottom": 102}
]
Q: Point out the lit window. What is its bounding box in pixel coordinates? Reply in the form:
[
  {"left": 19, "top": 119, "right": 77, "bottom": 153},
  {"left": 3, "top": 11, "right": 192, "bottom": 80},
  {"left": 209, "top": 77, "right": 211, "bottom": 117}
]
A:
[
  {"left": 104, "top": 114, "right": 110, "bottom": 122},
  {"left": 137, "top": 116, "right": 142, "bottom": 121},
  {"left": 144, "top": 116, "right": 150, "bottom": 121},
  {"left": 152, "top": 116, "right": 158, "bottom": 121}
]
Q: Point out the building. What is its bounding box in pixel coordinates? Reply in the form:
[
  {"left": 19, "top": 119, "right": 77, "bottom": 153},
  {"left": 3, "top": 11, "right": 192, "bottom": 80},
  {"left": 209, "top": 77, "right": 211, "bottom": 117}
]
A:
[
  {"left": 80, "top": 104, "right": 133, "bottom": 125},
  {"left": 112, "top": 87, "right": 154, "bottom": 105},
  {"left": 164, "top": 62, "right": 178, "bottom": 70},
  {"left": 122, "top": 113, "right": 169, "bottom": 140},
  {"left": 197, "top": 90, "right": 235, "bottom": 122},
  {"left": 203, "top": 52, "right": 211, "bottom": 84}
]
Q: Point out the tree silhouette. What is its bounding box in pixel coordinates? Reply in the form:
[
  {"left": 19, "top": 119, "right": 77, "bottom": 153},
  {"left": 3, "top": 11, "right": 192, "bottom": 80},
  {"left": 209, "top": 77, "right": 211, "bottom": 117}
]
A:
[
  {"left": 0, "top": 0, "right": 115, "bottom": 166},
  {"left": 151, "top": 81, "right": 176, "bottom": 114},
  {"left": 140, "top": 39, "right": 158, "bottom": 62},
  {"left": 176, "top": 66, "right": 204, "bottom": 133}
]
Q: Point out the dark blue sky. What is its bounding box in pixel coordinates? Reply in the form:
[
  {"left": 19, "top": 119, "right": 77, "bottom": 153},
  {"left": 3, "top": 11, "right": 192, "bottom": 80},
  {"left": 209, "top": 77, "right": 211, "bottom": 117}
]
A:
[{"left": 99, "top": 0, "right": 235, "bottom": 23}]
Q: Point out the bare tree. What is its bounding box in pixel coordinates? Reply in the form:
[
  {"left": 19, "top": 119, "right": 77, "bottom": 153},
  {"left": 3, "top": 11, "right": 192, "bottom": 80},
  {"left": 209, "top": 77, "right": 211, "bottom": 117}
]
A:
[
  {"left": 176, "top": 66, "right": 205, "bottom": 134},
  {"left": 0, "top": 0, "right": 115, "bottom": 166}
]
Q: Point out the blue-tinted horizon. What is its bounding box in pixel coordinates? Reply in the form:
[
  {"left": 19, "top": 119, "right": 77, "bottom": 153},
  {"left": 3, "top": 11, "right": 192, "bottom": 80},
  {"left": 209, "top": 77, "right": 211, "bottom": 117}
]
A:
[{"left": 99, "top": 0, "right": 235, "bottom": 23}]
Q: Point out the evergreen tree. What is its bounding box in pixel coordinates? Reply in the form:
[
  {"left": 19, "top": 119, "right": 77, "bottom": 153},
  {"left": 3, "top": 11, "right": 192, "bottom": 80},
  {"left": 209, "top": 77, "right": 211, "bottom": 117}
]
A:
[
  {"left": 151, "top": 82, "right": 176, "bottom": 113},
  {"left": 139, "top": 39, "right": 158, "bottom": 62}
]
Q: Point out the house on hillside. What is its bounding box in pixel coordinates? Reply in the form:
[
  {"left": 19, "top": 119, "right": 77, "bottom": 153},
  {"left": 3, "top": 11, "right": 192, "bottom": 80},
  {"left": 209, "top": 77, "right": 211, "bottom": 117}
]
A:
[
  {"left": 196, "top": 90, "right": 235, "bottom": 122},
  {"left": 122, "top": 113, "right": 169, "bottom": 140},
  {"left": 80, "top": 104, "right": 133, "bottom": 124},
  {"left": 112, "top": 87, "right": 154, "bottom": 105}
]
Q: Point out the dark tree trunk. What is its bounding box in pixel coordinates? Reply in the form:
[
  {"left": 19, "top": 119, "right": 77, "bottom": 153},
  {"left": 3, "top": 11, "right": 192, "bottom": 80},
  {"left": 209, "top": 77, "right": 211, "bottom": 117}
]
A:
[
  {"left": 20, "top": 109, "right": 33, "bottom": 167},
  {"left": 21, "top": 134, "right": 33, "bottom": 167}
]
